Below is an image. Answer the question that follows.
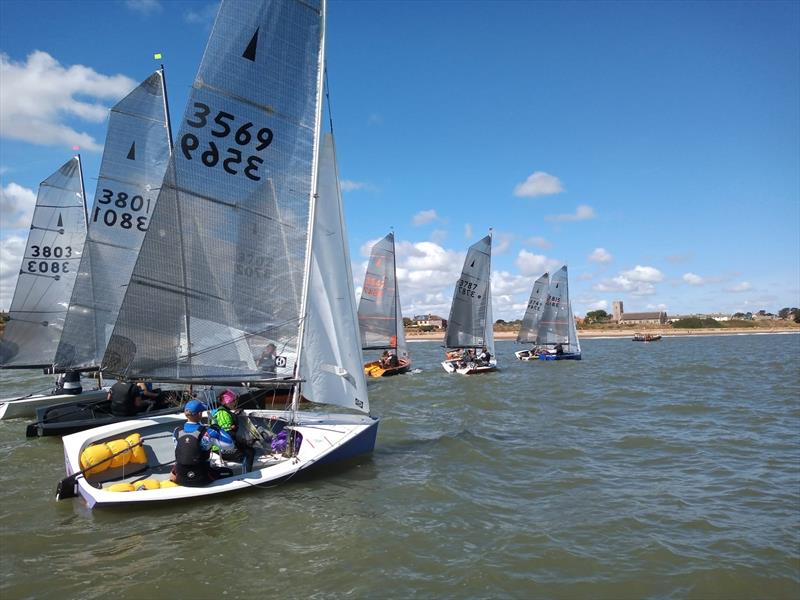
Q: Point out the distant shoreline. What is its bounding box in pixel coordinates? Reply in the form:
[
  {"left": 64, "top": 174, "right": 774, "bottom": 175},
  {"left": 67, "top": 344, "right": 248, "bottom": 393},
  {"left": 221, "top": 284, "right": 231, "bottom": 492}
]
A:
[{"left": 405, "top": 326, "right": 800, "bottom": 342}]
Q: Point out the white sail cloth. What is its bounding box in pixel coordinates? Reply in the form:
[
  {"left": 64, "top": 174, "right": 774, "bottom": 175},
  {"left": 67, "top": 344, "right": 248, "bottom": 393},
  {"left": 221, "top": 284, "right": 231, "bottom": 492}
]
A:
[
  {"left": 444, "top": 234, "right": 494, "bottom": 356},
  {"left": 301, "top": 134, "right": 369, "bottom": 413},
  {"left": 55, "top": 71, "right": 172, "bottom": 370},
  {"left": 0, "top": 157, "right": 87, "bottom": 368}
]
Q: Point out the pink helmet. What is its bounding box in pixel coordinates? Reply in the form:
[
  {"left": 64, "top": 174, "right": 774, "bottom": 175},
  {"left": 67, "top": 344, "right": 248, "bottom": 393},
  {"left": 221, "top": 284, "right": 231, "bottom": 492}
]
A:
[{"left": 219, "top": 389, "right": 238, "bottom": 406}]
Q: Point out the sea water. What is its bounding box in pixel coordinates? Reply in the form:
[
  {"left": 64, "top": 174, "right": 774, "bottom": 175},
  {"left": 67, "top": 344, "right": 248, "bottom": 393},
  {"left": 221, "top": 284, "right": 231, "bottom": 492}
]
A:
[{"left": 0, "top": 333, "right": 798, "bottom": 599}]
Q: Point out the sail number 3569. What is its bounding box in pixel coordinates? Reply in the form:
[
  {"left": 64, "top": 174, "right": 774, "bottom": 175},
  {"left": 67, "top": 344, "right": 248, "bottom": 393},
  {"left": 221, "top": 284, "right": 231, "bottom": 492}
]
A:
[{"left": 181, "top": 102, "right": 273, "bottom": 181}]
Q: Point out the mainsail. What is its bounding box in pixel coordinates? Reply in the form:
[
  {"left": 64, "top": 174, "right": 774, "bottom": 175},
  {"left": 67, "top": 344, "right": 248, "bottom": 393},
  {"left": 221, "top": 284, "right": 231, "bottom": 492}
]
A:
[
  {"left": 444, "top": 234, "right": 493, "bottom": 351},
  {"left": 537, "top": 265, "right": 580, "bottom": 353},
  {"left": 0, "top": 157, "right": 87, "bottom": 368},
  {"left": 357, "top": 232, "right": 407, "bottom": 359},
  {"left": 54, "top": 70, "right": 172, "bottom": 370},
  {"left": 300, "top": 134, "right": 369, "bottom": 412},
  {"left": 103, "top": 0, "right": 324, "bottom": 382},
  {"left": 517, "top": 272, "right": 549, "bottom": 344}
]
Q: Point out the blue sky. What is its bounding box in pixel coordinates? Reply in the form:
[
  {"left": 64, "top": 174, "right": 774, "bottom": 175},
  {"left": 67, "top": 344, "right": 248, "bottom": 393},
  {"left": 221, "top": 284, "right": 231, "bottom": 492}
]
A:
[{"left": 1, "top": 0, "right": 798, "bottom": 320}]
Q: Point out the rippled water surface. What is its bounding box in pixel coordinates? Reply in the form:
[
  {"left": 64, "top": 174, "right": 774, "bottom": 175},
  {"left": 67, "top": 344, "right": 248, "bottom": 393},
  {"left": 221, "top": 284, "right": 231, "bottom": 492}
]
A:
[{"left": 1, "top": 334, "right": 798, "bottom": 599}]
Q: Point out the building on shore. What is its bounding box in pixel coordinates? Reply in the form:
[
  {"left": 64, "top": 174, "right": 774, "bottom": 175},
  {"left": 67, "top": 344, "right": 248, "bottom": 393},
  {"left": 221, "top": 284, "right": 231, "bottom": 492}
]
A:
[
  {"left": 613, "top": 300, "right": 667, "bottom": 325},
  {"left": 411, "top": 314, "right": 447, "bottom": 329}
]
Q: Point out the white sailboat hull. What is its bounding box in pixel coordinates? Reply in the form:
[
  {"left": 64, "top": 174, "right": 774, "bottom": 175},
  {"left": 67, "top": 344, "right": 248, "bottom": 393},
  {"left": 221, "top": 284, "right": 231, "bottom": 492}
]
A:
[
  {"left": 440, "top": 359, "right": 498, "bottom": 375},
  {"left": 60, "top": 410, "right": 378, "bottom": 508},
  {"left": 0, "top": 388, "right": 108, "bottom": 421}
]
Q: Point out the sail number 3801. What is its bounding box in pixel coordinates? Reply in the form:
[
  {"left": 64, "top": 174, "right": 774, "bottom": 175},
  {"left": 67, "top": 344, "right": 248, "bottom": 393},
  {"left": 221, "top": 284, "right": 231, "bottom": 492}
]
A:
[
  {"left": 181, "top": 102, "right": 273, "bottom": 181},
  {"left": 92, "top": 188, "right": 151, "bottom": 232}
]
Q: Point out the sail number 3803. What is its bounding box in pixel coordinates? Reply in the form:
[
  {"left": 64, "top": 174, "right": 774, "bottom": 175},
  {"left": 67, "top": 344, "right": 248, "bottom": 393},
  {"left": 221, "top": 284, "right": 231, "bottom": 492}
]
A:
[{"left": 181, "top": 102, "right": 273, "bottom": 181}]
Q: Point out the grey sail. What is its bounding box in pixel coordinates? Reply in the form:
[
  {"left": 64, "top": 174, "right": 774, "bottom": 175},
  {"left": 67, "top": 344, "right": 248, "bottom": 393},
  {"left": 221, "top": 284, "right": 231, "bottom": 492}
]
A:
[
  {"left": 444, "top": 235, "right": 492, "bottom": 349},
  {"left": 103, "top": 0, "right": 323, "bottom": 382},
  {"left": 516, "top": 272, "right": 549, "bottom": 343},
  {"left": 537, "top": 265, "right": 574, "bottom": 348},
  {"left": 358, "top": 233, "right": 399, "bottom": 350},
  {"left": 0, "top": 157, "right": 87, "bottom": 368},
  {"left": 54, "top": 71, "right": 172, "bottom": 370}
]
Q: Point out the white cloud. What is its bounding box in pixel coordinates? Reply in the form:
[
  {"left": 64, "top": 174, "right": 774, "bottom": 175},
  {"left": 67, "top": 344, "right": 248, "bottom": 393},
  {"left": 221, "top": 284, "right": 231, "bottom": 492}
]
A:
[
  {"left": 588, "top": 247, "right": 612, "bottom": 264},
  {"left": 727, "top": 281, "right": 752, "bottom": 292},
  {"left": 340, "top": 180, "right": 371, "bottom": 192},
  {"left": 493, "top": 232, "right": 514, "bottom": 255},
  {"left": 513, "top": 171, "right": 564, "bottom": 198},
  {"left": 185, "top": 2, "right": 220, "bottom": 25},
  {"left": 545, "top": 204, "right": 596, "bottom": 222},
  {"left": 412, "top": 209, "right": 438, "bottom": 226},
  {"left": 578, "top": 272, "right": 594, "bottom": 281},
  {"left": 622, "top": 265, "right": 664, "bottom": 283},
  {"left": 367, "top": 113, "right": 383, "bottom": 126},
  {"left": 524, "top": 236, "right": 551, "bottom": 250},
  {"left": 0, "top": 182, "right": 36, "bottom": 229},
  {"left": 358, "top": 237, "right": 383, "bottom": 258},
  {"left": 593, "top": 265, "right": 664, "bottom": 296},
  {"left": 125, "top": 0, "right": 162, "bottom": 14},
  {"left": 646, "top": 303, "right": 668, "bottom": 311},
  {"left": 585, "top": 299, "right": 609, "bottom": 311},
  {"left": 0, "top": 51, "right": 135, "bottom": 152},
  {"left": 464, "top": 223, "right": 472, "bottom": 239},
  {"left": 0, "top": 235, "right": 25, "bottom": 310},
  {"left": 682, "top": 272, "right": 704, "bottom": 285},
  {"left": 515, "top": 250, "right": 561, "bottom": 277},
  {"left": 430, "top": 229, "right": 447, "bottom": 244}
]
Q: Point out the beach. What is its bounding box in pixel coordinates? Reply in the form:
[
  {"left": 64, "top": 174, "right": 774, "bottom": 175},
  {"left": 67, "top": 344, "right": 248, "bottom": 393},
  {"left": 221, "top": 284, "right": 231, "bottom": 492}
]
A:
[{"left": 406, "top": 324, "right": 800, "bottom": 341}]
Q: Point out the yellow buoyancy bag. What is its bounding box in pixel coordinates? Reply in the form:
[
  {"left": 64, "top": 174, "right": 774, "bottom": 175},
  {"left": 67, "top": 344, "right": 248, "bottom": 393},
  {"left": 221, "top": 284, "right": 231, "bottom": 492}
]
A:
[
  {"left": 80, "top": 433, "right": 147, "bottom": 476},
  {"left": 108, "top": 479, "right": 178, "bottom": 492}
]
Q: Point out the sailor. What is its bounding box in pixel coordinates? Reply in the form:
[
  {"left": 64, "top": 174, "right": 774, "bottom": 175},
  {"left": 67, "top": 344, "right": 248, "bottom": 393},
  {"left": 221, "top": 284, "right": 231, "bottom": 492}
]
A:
[
  {"left": 479, "top": 346, "right": 491, "bottom": 365},
  {"left": 211, "top": 390, "right": 257, "bottom": 473},
  {"left": 257, "top": 343, "right": 278, "bottom": 376},
  {"left": 173, "top": 399, "right": 235, "bottom": 487},
  {"left": 109, "top": 380, "right": 151, "bottom": 416},
  {"left": 56, "top": 370, "right": 82, "bottom": 395}
]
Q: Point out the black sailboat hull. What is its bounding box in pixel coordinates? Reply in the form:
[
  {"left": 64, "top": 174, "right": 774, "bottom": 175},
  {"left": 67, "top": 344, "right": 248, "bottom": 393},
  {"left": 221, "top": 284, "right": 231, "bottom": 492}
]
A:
[{"left": 26, "top": 399, "right": 183, "bottom": 438}]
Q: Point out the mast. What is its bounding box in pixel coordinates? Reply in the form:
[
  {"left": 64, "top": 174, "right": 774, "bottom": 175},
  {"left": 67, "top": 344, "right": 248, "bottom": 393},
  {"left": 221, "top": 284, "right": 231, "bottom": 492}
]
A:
[
  {"left": 76, "top": 154, "right": 89, "bottom": 229},
  {"left": 157, "top": 63, "right": 190, "bottom": 377},
  {"left": 390, "top": 228, "right": 399, "bottom": 351},
  {"left": 158, "top": 65, "right": 175, "bottom": 151},
  {"left": 292, "top": 0, "right": 328, "bottom": 414}
]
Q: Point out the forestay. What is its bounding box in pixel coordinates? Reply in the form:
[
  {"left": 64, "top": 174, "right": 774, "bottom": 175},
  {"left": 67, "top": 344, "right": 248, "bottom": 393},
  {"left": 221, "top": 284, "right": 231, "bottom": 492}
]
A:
[
  {"left": 55, "top": 71, "right": 172, "bottom": 370},
  {"left": 517, "top": 272, "right": 549, "bottom": 344},
  {"left": 357, "top": 233, "right": 407, "bottom": 359},
  {"left": 103, "top": 0, "right": 324, "bottom": 382},
  {"left": 444, "top": 235, "right": 493, "bottom": 350},
  {"left": 0, "top": 157, "right": 87, "bottom": 369},
  {"left": 300, "top": 134, "right": 369, "bottom": 413}
]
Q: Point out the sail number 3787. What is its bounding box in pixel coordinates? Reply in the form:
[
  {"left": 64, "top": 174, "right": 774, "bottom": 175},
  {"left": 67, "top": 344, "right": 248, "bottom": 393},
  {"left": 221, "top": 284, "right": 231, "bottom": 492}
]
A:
[{"left": 181, "top": 102, "right": 273, "bottom": 181}]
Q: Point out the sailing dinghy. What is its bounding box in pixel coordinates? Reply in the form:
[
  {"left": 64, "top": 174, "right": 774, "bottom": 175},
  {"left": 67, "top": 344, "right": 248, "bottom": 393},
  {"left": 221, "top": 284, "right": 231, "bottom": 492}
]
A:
[
  {"left": 358, "top": 232, "right": 411, "bottom": 377},
  {"left": 515, "top": 266, "right": 581, "bottom": 361},
  {"left": 441, "top": 234, "right": 497, "bottom": 374},
  {"left": 0, "top": 157, "right": 107, "bottom": 419},
  {"left": 20, "top": 69, "right": 182, "bottom": 434},
  {"left": 514, "top": 272, "right": 548, "bottom": 361},
  {"left": 57, "top": 0, "right": 378, "bottom": 508}
]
